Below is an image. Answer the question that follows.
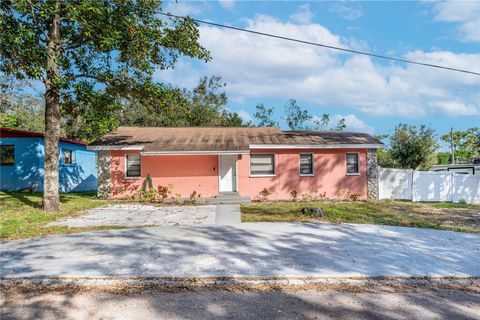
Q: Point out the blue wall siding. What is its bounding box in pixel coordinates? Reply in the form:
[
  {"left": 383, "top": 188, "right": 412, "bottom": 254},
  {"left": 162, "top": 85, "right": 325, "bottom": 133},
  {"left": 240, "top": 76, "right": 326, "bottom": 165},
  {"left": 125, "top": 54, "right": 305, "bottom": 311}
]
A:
[
  {"left": 0, "top": 138, "right": 97, "bottom": 192},
  {"left": 58, "top": 141, "right": 97, "bottom": 192},
  {"left": 0, "top": 138, "right": 43, "bottom": 191}
]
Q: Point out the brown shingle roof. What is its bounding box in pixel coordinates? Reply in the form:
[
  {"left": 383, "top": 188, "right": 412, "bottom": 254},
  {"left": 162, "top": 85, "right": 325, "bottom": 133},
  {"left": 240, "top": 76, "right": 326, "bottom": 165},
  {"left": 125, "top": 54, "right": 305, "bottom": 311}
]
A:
[{"left": 90, "top": 127, "right": 382, "bottom": 151}]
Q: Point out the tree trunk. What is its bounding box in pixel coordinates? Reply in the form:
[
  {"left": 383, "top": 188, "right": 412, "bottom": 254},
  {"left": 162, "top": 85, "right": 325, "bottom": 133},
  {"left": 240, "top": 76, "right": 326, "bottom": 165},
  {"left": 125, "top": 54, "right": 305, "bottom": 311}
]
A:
[{"left": 43, "top": 0, "right": 61, "bottom": 212}]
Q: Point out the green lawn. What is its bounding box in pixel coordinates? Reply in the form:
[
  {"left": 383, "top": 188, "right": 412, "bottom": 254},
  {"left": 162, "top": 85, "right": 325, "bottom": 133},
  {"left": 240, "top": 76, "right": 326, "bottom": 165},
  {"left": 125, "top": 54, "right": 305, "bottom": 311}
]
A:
[
  {"left": 241, "top": 200, "right": 480, "bottom": 233},
  {"left": 0, "top": 191, "right": 124, "bottom": 240}
]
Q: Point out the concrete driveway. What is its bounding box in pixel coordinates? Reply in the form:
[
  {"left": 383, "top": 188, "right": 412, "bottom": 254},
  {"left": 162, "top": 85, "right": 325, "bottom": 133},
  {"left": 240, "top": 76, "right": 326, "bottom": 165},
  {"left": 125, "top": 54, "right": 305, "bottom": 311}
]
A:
[
  {"left": 48, "top": 204, "right": 241, "bottom": 227},
  {"left": 1, "top": 222, "right": 479, "bottom": 279},
  {"left": 48, "top": 204, "right": 217, "bottom": 227}
]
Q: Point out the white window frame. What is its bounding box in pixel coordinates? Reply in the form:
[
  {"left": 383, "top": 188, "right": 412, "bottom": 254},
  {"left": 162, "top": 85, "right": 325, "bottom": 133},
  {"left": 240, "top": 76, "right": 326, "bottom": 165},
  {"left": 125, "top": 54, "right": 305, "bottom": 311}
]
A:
[
  {"left": 249, "top": 153, "right": 276, "bottom": 177},
  {"left": 299, "top": 153, "right": 314, "bottom": 176},
  {"left": 62, "top": 149, "right": 74, "bottom": 165},
  {"left": 346, "top": 152, "right": 360, "bottom": 176},
  {"left": 125, "top": 154, "right": 142, "bottom": 179}
]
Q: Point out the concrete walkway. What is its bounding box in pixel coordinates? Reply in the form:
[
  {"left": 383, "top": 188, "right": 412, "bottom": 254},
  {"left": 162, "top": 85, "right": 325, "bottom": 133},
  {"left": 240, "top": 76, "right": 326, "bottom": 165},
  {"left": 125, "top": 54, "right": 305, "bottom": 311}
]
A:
[
  {"left": 215, "top": 205, "right": 241, "bottom": 225},
  {"left": 1, "top": 222, "right": 479, "bottom": 278}
]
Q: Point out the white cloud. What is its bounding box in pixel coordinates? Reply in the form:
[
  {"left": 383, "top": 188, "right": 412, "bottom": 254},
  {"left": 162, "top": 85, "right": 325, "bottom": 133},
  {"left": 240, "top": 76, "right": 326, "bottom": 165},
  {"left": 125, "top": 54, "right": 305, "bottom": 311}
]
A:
[
  {"left": 289, "top": 4, "right": 314, "bottom": 24},
  {"left": 218, "top": 0, "right": 235, "bottom": 10},
  {"left": 237, "top": 110, "right": 253, "bottom": 123},
  {"left": 155, "top": 14, "right": 480, "bottom": 119},
  {"left": 431, "top": 0, "right": 480, "bottom": 42},
  {"left": 330, "top": 3, "right": 363, "bottom": 20}
]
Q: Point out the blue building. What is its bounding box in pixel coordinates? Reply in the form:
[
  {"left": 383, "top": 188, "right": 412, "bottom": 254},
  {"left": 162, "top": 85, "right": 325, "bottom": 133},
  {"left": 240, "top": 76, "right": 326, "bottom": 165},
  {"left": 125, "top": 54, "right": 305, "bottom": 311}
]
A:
[{"left": 0, "top": 128, "right": 97, "bottom": 192}]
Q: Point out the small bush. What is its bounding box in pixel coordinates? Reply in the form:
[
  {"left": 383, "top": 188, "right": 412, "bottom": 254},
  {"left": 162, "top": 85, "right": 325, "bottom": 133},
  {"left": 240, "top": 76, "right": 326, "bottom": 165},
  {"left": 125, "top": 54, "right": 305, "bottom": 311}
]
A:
[
  {"left": 290, "top": 190, "right": 298, "bottom": 202},
  {"left": 257, "top": 188, "right": 271, "bottom": 202},
  {"left": 458, "top": 198, "right": 467, "bottom": 204},
  {"left": 300, "top": 207, "right": 324, "bottom": 217},
  {"left": 187, "top": 190, "right": 201, "bottom": 204},
  {"left": 349, "top": 192, "right": 362, "bottom": 201},
  {"left": 139, "top": 189, "right": 157, "bottom": 202},
  {"left": 157, "top": 184, "right": 174, "bottom": 202}
]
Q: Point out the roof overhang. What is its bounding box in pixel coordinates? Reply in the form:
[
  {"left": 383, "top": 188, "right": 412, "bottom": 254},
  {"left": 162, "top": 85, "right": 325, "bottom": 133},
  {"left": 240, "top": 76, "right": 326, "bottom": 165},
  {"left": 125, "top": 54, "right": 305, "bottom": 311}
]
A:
[
  {"left": 141, "top": 150, "right": 250, "bottom": 156},
  {"left": 87, "top": 145, "right": 145, "bottom": 151},
  {"left": 249, "top": 144, "right": 384, "bottom": 149}
]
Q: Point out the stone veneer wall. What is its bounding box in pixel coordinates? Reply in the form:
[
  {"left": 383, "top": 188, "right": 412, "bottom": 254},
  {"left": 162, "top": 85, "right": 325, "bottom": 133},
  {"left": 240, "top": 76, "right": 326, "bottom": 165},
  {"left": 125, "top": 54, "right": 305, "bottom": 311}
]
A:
[
  {"left": 366, "top": 149, "right": 379, "bottom": 200},
  {"left": 97, "top": 150, "right": 112, "bottom": 199}
]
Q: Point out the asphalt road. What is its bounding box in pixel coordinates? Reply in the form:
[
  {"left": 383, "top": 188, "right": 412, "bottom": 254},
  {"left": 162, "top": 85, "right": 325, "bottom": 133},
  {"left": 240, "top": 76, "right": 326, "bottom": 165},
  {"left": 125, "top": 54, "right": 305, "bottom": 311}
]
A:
[{"left": 2, "top": 287, "right": 479, "bottom": 320}]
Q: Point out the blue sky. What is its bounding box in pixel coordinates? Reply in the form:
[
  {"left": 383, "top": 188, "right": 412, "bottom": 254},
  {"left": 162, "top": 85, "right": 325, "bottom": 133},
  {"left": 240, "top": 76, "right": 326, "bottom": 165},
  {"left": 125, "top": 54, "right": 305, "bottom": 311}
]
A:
[{"left": 158, "top": 0, "right": 480, "bottom": 145}]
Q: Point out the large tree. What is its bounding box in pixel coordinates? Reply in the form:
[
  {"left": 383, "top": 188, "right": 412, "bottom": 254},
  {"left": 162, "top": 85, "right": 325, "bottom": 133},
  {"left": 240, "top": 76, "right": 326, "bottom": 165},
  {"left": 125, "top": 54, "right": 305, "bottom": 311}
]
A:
[
  {"left": 389, "top": 124, "right": 438, "bottom": 170},
  {"left": 1, "top": 0, "right": 209, "bottom": 211},
  {"left": 116, "top": 75, "right": 248, "bottom": 131}
]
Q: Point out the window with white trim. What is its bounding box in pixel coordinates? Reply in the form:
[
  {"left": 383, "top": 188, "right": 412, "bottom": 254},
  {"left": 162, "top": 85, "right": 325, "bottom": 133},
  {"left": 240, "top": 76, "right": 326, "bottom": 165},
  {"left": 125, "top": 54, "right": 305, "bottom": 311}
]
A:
[
  {"left": 299, "top": 154, "right": 313, "bottom": 175},
  {"left": 126, "top": 154, "right": 141, "bottom": 177},
  {"left": 250, "top": 154, "right": 275, "bottom": 176},
  {"left": 346, "top": 153, "right": 359, "bottom": 174},
  {"left": 62, "top": 149, "right": 74, "bottom": 165}
]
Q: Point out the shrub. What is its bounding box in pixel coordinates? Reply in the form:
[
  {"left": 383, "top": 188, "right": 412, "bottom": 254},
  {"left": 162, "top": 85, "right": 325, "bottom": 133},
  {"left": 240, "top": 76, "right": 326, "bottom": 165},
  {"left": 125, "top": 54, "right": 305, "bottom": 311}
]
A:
[
  {"left": 187, "top": 190, "right": 201, "bottom": 204},
  {"left": 256, "top": 188, "right": 271, "bottom": 202},
  {"left": 290, "top": 190, "right": 298, "bottom": 202},
  {"left": 157, "top": 184, "right": 174, "bottom": 202},
  {"left": 349, "top": 192, "right": 362, "bottom": 201},
  {"left": 458, "top": 198, "right": 467, "bottom": 204},
  {"left": 139, "top": 189, "right": 157, "bottom": 202}
]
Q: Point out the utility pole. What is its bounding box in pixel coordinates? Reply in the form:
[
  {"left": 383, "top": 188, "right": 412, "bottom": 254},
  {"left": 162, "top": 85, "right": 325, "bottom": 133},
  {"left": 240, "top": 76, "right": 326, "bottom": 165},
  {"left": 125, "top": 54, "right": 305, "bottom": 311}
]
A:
[{"left": 450, "top": 128, "right": 455, "bottom": 165}]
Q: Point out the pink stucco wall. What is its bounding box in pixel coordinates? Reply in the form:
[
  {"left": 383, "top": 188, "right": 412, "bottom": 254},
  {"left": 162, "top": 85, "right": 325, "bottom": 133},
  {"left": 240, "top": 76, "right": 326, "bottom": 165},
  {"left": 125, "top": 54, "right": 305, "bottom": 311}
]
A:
[
  {"left": 110, "top": 151, "right": 218, "bottom": 198},
  {"left": 237, "top": 149, "right": 368, "bottom": 200},
  {"left": 110, "top": 149, "right": 368, "bottom": 200}
]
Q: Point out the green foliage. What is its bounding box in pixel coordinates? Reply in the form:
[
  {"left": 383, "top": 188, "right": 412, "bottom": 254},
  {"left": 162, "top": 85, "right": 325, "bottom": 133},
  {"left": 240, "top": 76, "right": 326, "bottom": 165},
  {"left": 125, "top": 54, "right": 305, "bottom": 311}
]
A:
[
  {"left": 141, "top": 175, "right": 154, "bottom": 192},
  {"left": 284, "top": 99, "right": 345, "bottom": 131},
  {"left": 116, "top": 75, "right": 249, "bottom": 132},
  {"left": 390, "top": 124, "right": 438, "bottom": 170},
  {"left": 436, "top": 152, "right": 451, "bottom": 165},
  {"left": 312, "top": 113, "right": 330, "bottom": 129},
  {"left": 377, "top": 148, "right": 396, "bottom": 168},
  {"left": 1, "top": 0, "right": 210, "bottom": 141},
  {"left": 335, "top": 118, "right": 347, "bottom": 131},
  {"left": 441, "top": 128, "right": 480, "bottom": 163},
  {"left": 0, "top": 75, "right": 45, "bottom": 132},
  {"left": 0, "top": 114, "right": 17, "bottom": 128},
  {"left": 254, "top": 103, "right": 278, "bottom": 127},
  {"left": 185, "top": 75, "right": 246, "bottom": 127},
  {"left": 285, "top": 99, "right": 312, "bottom": 130}
]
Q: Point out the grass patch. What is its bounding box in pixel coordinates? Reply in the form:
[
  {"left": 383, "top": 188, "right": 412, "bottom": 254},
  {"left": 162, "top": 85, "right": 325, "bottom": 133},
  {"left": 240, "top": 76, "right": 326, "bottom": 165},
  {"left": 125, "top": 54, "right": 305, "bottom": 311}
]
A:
[
  {"left": 0, "top": 191, "right": 120, "bottom": 240},
  {"left": 241, "top": 200, "right": 480, "bottom": 234}
]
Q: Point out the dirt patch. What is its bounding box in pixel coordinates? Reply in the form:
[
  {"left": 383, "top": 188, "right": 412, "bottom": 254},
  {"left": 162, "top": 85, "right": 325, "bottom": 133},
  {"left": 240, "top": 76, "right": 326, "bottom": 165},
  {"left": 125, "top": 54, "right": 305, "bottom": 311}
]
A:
[{"left": 2, "top": 278, "right": 479, "bottom": 296}]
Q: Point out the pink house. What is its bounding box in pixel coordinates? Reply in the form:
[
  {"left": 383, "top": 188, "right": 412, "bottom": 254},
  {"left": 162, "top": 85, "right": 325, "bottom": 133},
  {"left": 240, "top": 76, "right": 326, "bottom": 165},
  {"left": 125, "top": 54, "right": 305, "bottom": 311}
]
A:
[{"left": 89, "top": 127, "right": 382, "bottom": 201}]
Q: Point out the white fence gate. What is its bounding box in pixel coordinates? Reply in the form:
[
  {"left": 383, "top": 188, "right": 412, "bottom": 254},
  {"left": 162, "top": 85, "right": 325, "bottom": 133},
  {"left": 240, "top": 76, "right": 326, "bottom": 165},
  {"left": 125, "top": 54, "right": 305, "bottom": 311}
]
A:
[{"left": 379, "top": 167, "right": 480, "bottom": 204}]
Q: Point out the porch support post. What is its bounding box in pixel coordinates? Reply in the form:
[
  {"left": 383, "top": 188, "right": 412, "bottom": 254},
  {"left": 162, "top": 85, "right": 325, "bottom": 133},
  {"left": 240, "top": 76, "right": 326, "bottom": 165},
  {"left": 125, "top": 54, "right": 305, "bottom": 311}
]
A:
[
  {"left": 367, "top": 148, "right": 379, "bottom": 200},
  {"left": 97, "top": 150, "right": 112, "bottom": 199}
]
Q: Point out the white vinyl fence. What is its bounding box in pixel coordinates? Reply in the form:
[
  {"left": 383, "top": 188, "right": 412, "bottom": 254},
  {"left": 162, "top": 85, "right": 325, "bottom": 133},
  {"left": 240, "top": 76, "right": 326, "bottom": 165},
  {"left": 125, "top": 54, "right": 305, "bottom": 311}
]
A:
[{"left": 379, "top": 167, "right": 480, "bottom": 204}]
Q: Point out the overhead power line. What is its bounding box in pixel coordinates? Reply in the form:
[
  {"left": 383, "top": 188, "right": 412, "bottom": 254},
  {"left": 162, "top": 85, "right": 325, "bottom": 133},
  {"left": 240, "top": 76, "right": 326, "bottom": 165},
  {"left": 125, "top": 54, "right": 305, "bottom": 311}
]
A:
[{"left": 125, "top": 4, "right": 480, "bottom": 76}]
